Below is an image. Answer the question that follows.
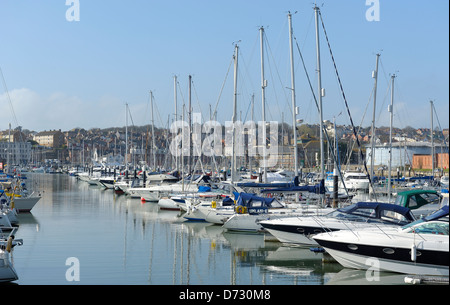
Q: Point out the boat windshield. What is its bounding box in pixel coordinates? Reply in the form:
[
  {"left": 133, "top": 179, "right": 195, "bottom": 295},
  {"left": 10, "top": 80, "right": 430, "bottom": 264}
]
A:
[
  {"left": 403, "top": 221, "right": 449, "bottom": 235},
  {"left": 327, "top": 206, "right": 411, "bottom": 225}
]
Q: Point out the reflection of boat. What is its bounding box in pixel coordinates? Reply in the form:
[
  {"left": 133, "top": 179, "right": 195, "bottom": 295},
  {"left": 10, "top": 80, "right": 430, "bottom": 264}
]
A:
[
  {"left": 325, "top": 268, "right": 407, "bottom": 285},
  {"left": 260, "top": 202, "right": 416, "bottom": 246},
  {"left": 313, "top": 206, "right": 449, "bottom": 276}
]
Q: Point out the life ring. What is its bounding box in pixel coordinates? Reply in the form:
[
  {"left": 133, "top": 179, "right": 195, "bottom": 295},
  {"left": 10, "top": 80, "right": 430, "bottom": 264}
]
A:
[{"left": 235, "top": 206, "right": 247, "bottom": 214}]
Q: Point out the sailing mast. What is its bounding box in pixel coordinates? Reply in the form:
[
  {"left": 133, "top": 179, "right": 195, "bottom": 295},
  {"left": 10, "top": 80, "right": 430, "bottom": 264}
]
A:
[
  {"left": 174, "top": 75, "right": 178, "bottom": 172},
  {"left": 288, "top": 12, "right": 299, "bottom": 181},
  {"left": 314, "top": 5, "right": 325, "bottom": 204},
  {"left": 231, "top": 43, "right": 239, "bottom": 183},
  {"left": 188, "top": 75, "right": 192, "bottom": 175},
  {"left": 150, "top": 91, "right": 156, "bottom": 170},
  {"left": 260, "top": 26, "right": 267, "bottom": 183},
  {"left": 125, "top": 103, "right": 129, "bottom": 173},
  {"left": 369, "top": 53, "right": 380, "bottom": 196},
  {"left": 388, "top": 74, "right": 396, "bottom": 202},
  {"left": 430, "top": 100, "right": 435, "bottom": 180}
]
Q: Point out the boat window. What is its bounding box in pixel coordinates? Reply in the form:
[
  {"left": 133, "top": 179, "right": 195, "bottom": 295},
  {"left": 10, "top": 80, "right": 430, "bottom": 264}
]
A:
[
  {"left": 393, "top": 195, "right": 404, "bottom": 206},
  {"left": 416, "top": 193, "right": 441, "bottom": 206},
  {"left": 409, "top": 196, "right": 418, "bottom": 208},
  {"left": 351, "top": 208, "right": 376, "bottom": 218},
  {"left": 380, "top": 210, "right": 410, "bottom": 224},
  {"left": 406, "top": 222, "right": 449, "bottom": 235}
]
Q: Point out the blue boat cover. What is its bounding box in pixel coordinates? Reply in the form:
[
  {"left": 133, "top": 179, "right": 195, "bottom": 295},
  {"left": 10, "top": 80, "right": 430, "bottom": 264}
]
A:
[
  {"left": 234, "top": 192, "right": 284, "bottom": 214},
  {"left": 423, "top": 205, "right": 449, "bottom": 221},
  {"left": 338, "top": 201, "right": 415, "bottom": 221},
  {"left": 198, "top": 186, "right": 211, "bottom": 192}
]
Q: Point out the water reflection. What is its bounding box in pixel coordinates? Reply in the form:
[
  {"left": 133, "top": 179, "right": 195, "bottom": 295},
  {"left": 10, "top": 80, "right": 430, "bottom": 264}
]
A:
[{"left": 10, "top": 174, "right": 409, "bottom": 285}]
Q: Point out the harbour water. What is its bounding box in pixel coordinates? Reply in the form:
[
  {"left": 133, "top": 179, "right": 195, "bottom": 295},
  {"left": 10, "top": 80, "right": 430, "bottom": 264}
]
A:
[{"left": 9, "top": 173, "right": 410, "bottom": 285}]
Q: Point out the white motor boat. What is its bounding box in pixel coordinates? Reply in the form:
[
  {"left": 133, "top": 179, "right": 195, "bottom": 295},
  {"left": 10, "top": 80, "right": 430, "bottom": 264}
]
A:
[
  {"left": 340, "top": 172, "right": 369, "bottom": 191},
  {"left": 260, "top": 202, "right": 416, "bottom": 246},
  {"left": 313, "top": 206, "right": 449, "bottom": 276},
  {"left": 127, "top": 174, "right": 206, "bottom": 201}
]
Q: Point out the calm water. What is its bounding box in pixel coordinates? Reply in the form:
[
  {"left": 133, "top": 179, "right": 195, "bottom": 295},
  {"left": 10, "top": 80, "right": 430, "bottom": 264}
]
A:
[{"left": 10, "top": 173, "right": 408, "bottom": 285}]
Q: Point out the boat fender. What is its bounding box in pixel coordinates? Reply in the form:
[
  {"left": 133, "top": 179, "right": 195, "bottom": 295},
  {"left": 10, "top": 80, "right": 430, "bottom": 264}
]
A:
[
  {"left": 411, "top": 244, "right": 417, "bottom": 262},
  {"left": 6, "top": 236, "right": 13, "bottom": 253}
]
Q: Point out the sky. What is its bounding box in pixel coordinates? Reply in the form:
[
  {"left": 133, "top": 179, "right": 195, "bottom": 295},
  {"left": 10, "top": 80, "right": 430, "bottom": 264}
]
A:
[{"left": 0, "top": 0, "right": 448, "bottom": 133}]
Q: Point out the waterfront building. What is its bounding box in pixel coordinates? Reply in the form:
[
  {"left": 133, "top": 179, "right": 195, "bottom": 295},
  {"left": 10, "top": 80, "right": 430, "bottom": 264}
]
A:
[{"left": 365, "top": 141, "right": 449, "bottom": 169}]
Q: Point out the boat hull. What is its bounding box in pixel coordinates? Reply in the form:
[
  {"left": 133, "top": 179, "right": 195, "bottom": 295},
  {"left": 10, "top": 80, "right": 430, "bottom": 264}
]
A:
[
  {"left": 318, "top": 240, "right": 449, "bottom": 276},
  {"left": 314, "top": 231, "right": 449, "bottom": 276},
  {"left": 0, "top": 252, "right": 18, "bottom": 282},
  {"left": 13, "top": 196, "right": 41, "bottom": 213}
]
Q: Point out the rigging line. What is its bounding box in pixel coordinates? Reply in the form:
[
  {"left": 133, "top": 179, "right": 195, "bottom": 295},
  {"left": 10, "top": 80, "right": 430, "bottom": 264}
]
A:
[
  {"left": 263, "top": 31, "right": 291, "bottom": 119},
  {"left": 176, "top": 80, "right": 187, "bottom": 120},
  {"left": 318, "top": 9, "right": 376, "bottom": 198},
  {"left": 191, "top": 80, "right": 206, "bottom": 124},
  {"left": 0, "top": 66, "right": 21, "bottom": 130},
  {"left": 294, "top": 34, "right": 349, "bottom": 195},
  {"left": 342, "top": 85, "right": 374, "bottom": 172},
  {"left": 433, "top": 103, "right": 449, "bottom": 152},
  {"left": 212, "top": 56, "right": 233, "bottom": 123},
  {"left": 376, "top": 81, "right": 392, "bottom": 127}
]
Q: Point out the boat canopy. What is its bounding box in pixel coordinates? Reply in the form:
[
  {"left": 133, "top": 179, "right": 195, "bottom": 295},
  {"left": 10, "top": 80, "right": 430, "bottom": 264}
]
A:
[
  {"left": 394, "top": 189, "right": 441, "bottom": 210},
  {"left": 337, "top": 201, "right": 416, "bottom": 222},
  {"left": 235, "top": 192, "right": 284, "bottom": 214},
  {"left": 423, "top": 205, "right": 449, "bottom": 222}
]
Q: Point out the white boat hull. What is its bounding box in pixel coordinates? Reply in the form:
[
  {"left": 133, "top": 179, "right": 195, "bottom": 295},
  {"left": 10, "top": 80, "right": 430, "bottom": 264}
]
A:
[
  {"left": 323, "top": 247, "right": 448, "bottom": 276},
  {"left": 157, "top": 198, "right": 180, "bottom": 210},
  {"left": 13, "top": 196, "right": 41, "bottom": 212},
  {"left": 0, "top": 251, "right": 18, "bottom": 282}
]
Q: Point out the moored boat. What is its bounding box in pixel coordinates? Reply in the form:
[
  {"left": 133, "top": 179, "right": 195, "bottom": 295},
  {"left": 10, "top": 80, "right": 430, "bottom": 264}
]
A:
[{"left": 313, "top": 206, "right": 449, "bottom": 276}]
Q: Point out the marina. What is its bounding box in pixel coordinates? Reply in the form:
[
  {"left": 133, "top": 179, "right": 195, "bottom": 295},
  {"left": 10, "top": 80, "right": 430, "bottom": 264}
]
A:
[
  {"left": 0, "top": 172, "right": 448, "bottom": 285},
  {"left": 0, "top": 1, "right": 448, "bottom": 290}
]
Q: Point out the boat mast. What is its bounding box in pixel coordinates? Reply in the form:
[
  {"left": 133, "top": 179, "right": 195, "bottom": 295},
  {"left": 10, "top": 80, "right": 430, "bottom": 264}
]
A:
[
  {"left": 388, "top": 74, "right": 396, "bottom": 202},
  {"left": 174, "top": 75, "right": 178, "bottom": 172},
  {"left": 150, "top": 91, "right": 156, "bottom": 171},
  {"left": 260, "top": 26, "right": 267, "bottom": 183},
  {"left": 125, "top": 103, "right": 128, "bottom": 172},
  {"left": 231, "top": 43, "right": 239, "bottom": 183},
  {"left": 188, "top": 75, "right": 192, "bottom": 175},
  {"left": 314, "top": 5, "right": 325, "bottom": 203},
  {"left": 369, "top": 53, "right": 380, "bottom": 195},
  {"left": 430, "top": 100, "right": 435, "bottom": 181},
  {"left": 288, "top": 12, "right": 299, "bottom": 181}
]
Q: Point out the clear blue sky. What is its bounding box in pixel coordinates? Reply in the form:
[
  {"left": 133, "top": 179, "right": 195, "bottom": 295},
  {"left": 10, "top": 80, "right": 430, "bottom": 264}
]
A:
[{"left": 0, "top": 0, "right": 448, "bottom": 132}]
